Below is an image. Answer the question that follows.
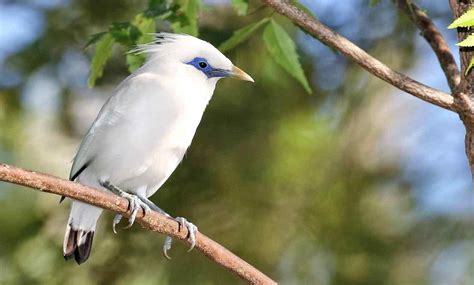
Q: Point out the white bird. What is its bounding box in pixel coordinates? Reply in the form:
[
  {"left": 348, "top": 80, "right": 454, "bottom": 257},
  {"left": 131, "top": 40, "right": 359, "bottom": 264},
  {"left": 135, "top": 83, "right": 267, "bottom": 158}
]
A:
[{"left": 62, "top": 33, "right": 254, "bottom": 264}]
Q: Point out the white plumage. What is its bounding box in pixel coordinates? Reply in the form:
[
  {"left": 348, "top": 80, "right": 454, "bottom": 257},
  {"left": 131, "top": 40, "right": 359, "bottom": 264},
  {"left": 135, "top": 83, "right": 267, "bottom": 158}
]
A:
[{"left": 63, "top": 33, "right": 253, "bottom": 264}]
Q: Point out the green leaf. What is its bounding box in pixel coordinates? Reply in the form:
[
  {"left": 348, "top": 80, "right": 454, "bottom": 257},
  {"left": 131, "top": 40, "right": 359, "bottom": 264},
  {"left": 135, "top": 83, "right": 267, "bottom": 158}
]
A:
[
  {"left": 457, "top": 33, "right": 474, "bottom": 47},
  {"left": 126, "top": 53, "right": 146, "bottom": 73},
  {"left": 231, "top": 0, "right": 248, "bottom": 16},
  {"left": 133, "top": 13, "right": 156, "bottom": 44},
  {"left": 466, "top": 56, "right": 474, "bottom": 76},
  {"left": 84, "top": 32, "right": 107, "bottom": 49},
  {"left": 121, "top": 14, "right": 156, "bottom": 73},
  {"left": 109, "top": 22, "right": 142, "bottom": 47},
  {"left": 88, "top": 33, "right": 115, "bottom": 88},
  {"left": 144, "top": 0, "right": 172, "bottom": 18},
  {"left": 448, "top": 8, "right": 474, "bottom": 28},
  {"left": 263, "top": 20, "right": 312, "bottom": 93},
  {"left": 170, "top": 0, "right": 201, "bottom": 36},
  {"left": 219, "top": 18, "right": 269, "bottom": 53}
]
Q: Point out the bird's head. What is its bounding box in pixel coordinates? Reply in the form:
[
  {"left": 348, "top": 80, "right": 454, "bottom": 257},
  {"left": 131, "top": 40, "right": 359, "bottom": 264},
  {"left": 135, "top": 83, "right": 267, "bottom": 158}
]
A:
[{"left": 133, "top": 33, "right": 254, "bottom": 84}]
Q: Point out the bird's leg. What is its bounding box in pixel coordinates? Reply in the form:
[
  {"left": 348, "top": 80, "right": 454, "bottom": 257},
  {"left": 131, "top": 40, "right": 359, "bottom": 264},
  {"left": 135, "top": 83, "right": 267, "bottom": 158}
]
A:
[
  {"left": 134, "top": 195, "right": 198, "bottom": 258},
  {"left": 99, "top": 180, "right": 198, "bottom": 257},
  {"left": 135, "top": 195, "right": 171, "bottom": 218},
  {"left": 99, "top": 180, "right": 151, "bottom": 230}
]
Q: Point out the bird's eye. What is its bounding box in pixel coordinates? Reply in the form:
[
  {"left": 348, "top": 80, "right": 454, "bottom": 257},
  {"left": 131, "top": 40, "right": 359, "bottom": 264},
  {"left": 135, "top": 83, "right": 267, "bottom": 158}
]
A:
[{"left": 198, "top": 61, "right": 208, "bottom": 68}]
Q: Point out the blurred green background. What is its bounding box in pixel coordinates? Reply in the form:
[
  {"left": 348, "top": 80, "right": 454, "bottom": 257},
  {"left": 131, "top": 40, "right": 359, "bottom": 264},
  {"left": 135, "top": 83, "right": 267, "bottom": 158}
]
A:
[{"left": 1, "top": 0, "right": 473, "bottom": 284}]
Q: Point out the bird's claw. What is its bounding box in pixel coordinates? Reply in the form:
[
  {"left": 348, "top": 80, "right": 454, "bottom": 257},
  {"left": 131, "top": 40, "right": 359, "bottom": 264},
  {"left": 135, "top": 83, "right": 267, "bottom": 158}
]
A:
[
  {"left": 99, "top": 180, "right": 151, "bottom": 229},
  {"left": 162, "top": 217, "right": 198, "bottom": 258},
  {"left": 118, "top": 192, "right": 151, "bottom": 229},
  {"left": 163, "top": 236, "right": 173, "bottom": 259},
  {"left": 175, "top": 217, "right": 198, "bottom": 252},
  {"left": 112, "top": 214, "right": 122, "bottom": 234}
]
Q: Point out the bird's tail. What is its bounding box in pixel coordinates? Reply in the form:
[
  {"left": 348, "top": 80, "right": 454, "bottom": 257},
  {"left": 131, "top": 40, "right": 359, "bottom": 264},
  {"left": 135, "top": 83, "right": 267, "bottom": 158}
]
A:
[{"left": 63, "top": 201, "right": 103, "bottom": 264}]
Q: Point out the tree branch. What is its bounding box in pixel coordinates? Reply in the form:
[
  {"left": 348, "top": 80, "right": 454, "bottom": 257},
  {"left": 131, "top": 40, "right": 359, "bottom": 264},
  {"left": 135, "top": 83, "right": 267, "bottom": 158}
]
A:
[
  {"left": 395, "top": 0, "right": 460, "bottom": 92},
  {"left": 449, "top": 1, "right": 474, "bottom": 179},
  {"left": 261, "top": 0, "right": 456, "bottom": 112},
  {"left": 0, "top": 164, "right": 277, "bottom": 285}
]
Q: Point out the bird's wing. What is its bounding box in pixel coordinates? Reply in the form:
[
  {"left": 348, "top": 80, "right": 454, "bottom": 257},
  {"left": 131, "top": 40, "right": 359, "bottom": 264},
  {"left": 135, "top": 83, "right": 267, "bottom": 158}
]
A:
[
  {"left": 70, "top": 70, "right": 205, "bottom": 189},
  {"left": 69, "top": 74, "right": 147, "bottom": 181}
]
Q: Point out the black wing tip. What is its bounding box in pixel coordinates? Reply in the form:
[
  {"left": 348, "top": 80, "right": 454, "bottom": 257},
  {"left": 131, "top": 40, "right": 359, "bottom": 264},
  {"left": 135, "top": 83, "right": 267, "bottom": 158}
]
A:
[
  {"left": 69, "top": 161, "right": 91, "bottom": 182},
  {"left": 59, "top": 196, "right": 66, "bottom": 204},
  {"left": 63, "top": 226, "right": 95, "bottom": 265}
]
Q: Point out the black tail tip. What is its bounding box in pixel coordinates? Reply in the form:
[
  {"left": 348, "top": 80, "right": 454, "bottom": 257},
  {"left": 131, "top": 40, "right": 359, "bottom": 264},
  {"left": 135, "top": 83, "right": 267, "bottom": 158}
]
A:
[{"left": 63, "top": 225, "right": 95, "bottom": 265}]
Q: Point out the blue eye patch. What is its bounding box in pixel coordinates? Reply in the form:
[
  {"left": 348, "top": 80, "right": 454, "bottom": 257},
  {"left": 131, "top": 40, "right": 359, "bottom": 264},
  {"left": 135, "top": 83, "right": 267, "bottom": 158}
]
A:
[{"left": 186, "top": 57, "right": 230, "bottom": 79}]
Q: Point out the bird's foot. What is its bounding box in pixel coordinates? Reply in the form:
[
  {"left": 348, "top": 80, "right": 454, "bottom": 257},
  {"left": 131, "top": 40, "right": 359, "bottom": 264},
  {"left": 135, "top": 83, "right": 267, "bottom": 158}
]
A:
[
  {"left": 121, "top": 192, "right": 151, "bottom": 228},
  {"left": 176, "top": 217, "right": 198, "bottom": 251},
  {"left": 99, "top": 180, "right": 151, "bottom": 230},
  {"left": 163, "top": 217, "right": 198, "bottom": 259}
]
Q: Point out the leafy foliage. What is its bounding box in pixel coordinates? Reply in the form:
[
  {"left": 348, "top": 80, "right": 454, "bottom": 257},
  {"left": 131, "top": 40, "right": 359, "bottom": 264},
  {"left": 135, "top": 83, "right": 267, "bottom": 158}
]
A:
[
  {"left": 467, "top": 57, "right": 474, "bottom": 77},
  {"left": 170, "top": 0, "right": 201, "bottom": 36},
  {"left": 231, "top": 0, "right": 248, "bottom": 16},
  {"left": 263, "top": 20, "right": 312, "bottom": 93},
  {"left": 109, "top": 22, "right": 142, "bottom": 47},
  {"left": 86, "top": 0, "right": 314, "bottom": 92},
  {"left": 457, "top": 34, "right": 474, "bottom": 47},
  {"left": 448, "top": 7, "right": 474, "bottom": 28},
  {"left": 145, "top": 0, "right": 174, "bottom": 17},
  {"left": 126, "top": 13, "right": 157, "bottom": 72},
  {"left": 88, "top": 33, "right": 115, "bottom": 87},
  {"left": 219, "top": 18, "right": 269, "bottom": 52},
  {"left": 133, "top": 14, "right": 157, "bottom": 44},
  {"left": 126, "top": 53, "right": 146, "bottom": 73},
  {"left": 87, "top": 0, "right": 202, "bottom": 85},
  {"left": 84, "top": 32, "right": 108, "bottom": 49}
]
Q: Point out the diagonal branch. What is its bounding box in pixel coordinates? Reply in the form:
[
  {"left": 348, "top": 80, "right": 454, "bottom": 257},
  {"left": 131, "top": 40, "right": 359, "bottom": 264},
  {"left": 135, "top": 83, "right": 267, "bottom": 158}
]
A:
[
  {"left": 395, "top": 0, "right": 460, "bottom": 92},
  {"left": 261, "top": 0, "right": 456, "bottom": 112},
  {"left": 0, "top": 164, "right": 277, "bottom": 285}
]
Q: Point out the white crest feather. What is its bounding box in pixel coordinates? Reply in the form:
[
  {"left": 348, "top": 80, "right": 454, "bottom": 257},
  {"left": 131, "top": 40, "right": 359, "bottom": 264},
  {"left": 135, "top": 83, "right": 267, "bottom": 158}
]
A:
[
  {"left": 127, "top": 32, "right": 232, "bottom": 73},
  {"left": 129, "top": 33, "right": 183, "bottom": 54}
]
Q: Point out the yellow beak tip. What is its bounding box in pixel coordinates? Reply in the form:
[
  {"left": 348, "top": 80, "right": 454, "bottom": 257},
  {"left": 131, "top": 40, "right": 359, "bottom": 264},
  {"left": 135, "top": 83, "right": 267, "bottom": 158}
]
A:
[{"left": 232, "top": 66, "right": 254, "bottom": 83}]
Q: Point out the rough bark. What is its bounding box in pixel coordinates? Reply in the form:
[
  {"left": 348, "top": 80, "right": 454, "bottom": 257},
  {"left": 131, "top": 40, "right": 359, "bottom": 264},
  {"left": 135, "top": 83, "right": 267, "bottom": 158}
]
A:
[
  {"left": 0, "top": 164, "right": 277, "bottom": 285},
  {"left": 450, "top": 0, "right": 474, "bottom": 178}
]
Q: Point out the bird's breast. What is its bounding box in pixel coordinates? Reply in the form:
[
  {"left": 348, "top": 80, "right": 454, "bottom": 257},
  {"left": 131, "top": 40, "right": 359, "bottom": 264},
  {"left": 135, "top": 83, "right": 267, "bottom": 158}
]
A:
[{"left": 142, "top": 91, "right": 209, "bottom": 192}]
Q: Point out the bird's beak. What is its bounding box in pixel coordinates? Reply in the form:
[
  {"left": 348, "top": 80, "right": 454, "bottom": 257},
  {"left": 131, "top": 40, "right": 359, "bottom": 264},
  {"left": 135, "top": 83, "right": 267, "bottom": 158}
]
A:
[{"left": 231, "top": 66, "right": 254, "bottom": 82}]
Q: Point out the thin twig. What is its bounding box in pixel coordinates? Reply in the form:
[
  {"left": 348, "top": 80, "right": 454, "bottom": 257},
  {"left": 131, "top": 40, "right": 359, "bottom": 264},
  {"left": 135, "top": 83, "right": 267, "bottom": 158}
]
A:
[
  {"left": 0, "top": 164, "right": 277, "bottom": 285},
  {"left": 261, "top": 0, "right": 456, "bottom": 112},
  {"left": 395, "top": 0, "right": 460, "bottom": 92}
]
